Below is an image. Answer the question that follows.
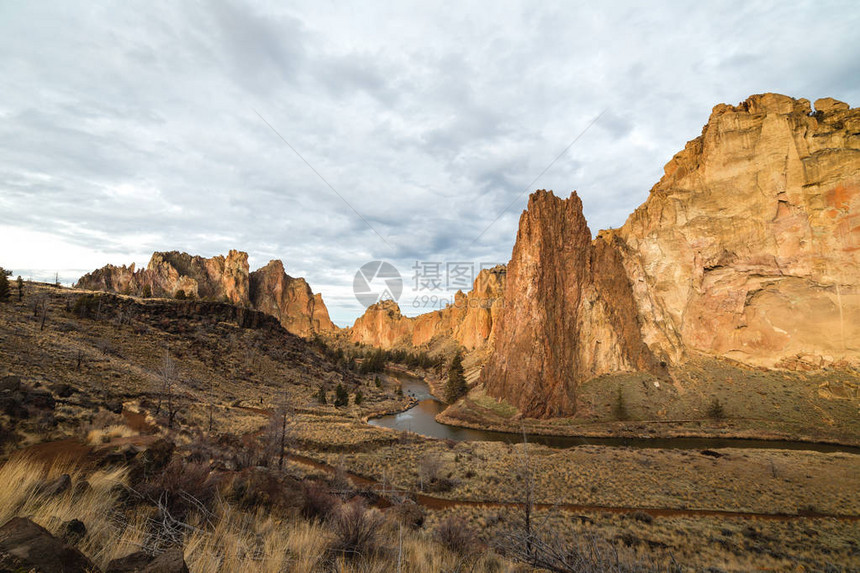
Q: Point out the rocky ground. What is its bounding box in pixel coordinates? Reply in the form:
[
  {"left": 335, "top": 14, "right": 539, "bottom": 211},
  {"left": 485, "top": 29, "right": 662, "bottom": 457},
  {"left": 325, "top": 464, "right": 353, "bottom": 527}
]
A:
[{"left": 1, "top": 282, "right": 858, "bottom": 571}]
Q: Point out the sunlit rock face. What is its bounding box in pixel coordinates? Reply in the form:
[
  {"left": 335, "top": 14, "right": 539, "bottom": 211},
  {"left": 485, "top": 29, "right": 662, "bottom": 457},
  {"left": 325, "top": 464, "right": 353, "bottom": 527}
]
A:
[
  {"left": 250, "top": 260, "right": 336, "bottom": 338},
  {"left": 348, "top": 266, "right": 507, "bottom": 351},
  {"left": 77, "top": 251, "right": 336, "bottom": 338},
  {"left": 482, "top": 94, "right": 860, "bottom": 417}
]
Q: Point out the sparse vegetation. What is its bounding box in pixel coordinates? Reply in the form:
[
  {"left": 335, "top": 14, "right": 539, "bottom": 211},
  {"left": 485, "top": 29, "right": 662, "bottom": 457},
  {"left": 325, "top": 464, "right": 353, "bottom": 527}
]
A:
[{"left": 174, "top": 289, "right": 186, "bottom": 300}]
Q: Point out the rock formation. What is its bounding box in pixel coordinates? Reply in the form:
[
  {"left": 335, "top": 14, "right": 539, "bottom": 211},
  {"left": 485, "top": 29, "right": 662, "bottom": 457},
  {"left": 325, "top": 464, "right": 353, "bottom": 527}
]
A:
[
  {"left": 76, "top": 250, "right": 249, "bottom": 303},
  {"left": 483, "top": 93, "right": 860, "bottom": 417},
  {"left": 349, "top": 265, "right": 506, "bottom": 350},
  {"left": 77, "top": 251, "right": 335, "bottom": 338},
  {"left": 250, "top": 260, "right": 336, "bottom": 338}
]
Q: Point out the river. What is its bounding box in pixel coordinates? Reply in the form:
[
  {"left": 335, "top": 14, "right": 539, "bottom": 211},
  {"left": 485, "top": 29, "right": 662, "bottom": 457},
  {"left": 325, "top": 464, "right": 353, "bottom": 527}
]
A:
[{"left": 368, "top": 373, "right": 860, "bottom": 454}]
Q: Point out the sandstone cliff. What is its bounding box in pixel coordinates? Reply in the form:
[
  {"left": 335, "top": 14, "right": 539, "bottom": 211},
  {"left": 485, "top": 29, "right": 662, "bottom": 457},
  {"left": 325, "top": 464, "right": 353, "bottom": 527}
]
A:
[
  {"left": 349, "top": 265, "right": 506, "bottom": 351},
  {"left": 77, "top": 251, "right": 335, "bottom": 338},
  {"left": 482, "top": 191, "right": 660, "bottom": 417},
  {"left": 483, "top": 93, "right": 859, "bottom": 417},
  {"left": 249, "top": 260, "right": 336, "bottom": 338}
]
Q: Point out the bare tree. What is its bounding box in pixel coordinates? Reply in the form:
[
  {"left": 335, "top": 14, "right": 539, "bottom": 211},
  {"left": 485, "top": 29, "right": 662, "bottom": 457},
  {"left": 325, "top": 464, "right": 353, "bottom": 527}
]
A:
[
  {"left": 265, "top": 391, "right": 293, "bottom": 470},
  {"left": 33, "top": 295, "right": 49, "bottom": 331},
  {"left": 418, "top": 452, "right": 443, "bottom": 492},
  {"left": 157, "top": 350, "right": 182, "bottom": 429}
]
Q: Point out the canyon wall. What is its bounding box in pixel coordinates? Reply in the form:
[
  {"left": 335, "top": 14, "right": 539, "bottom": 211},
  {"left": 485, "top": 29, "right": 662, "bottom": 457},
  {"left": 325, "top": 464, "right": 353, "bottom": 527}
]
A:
[
  {"left": 77, "top": 251, "right": 335, "bottom": 337},
  {"left": 349, "top": 265, "right": 506, "bottom": 351},
  {"left": 483, "top": 93, "right": 860, "bottom": 417}
]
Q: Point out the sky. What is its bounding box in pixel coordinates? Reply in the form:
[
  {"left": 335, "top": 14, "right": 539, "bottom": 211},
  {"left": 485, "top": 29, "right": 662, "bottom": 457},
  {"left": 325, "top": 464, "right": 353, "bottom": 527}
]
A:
[{"left": 1, "top": 1, "right": 858, "bottom": 326}]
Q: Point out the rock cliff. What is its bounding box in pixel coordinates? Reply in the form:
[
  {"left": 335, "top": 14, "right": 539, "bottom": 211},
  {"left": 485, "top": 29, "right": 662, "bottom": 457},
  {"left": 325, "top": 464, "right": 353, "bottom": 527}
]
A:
[
  {"left": 483, "top": 93, "right": 860, "bottom": 417},
  {"left": 77, "top": 251, "right": 335, "bottom": 338},
  {"left": 249, "top": 260, "right": 336, "bottom": 338},
  {"left": 349, "top": 265, "right": 506, "bottom": 350}
]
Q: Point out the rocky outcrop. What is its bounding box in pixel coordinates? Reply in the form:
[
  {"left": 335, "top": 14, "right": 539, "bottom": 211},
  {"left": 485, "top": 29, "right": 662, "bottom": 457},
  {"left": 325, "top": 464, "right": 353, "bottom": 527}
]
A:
[
  {"left": 483, "top": 94, "right": 860, "bottom": 417},
  {"left": 77, "top": 251, "right": 335, "bottom": 338},
  {"left": 348, "top": 266, "right": 506, "bottom": 350},
  {"left": 482, "top": 191, "right": 660, "bottom": 417},
  {"left": 145, "top": 251, "right": 249, "bottom": 303},
  {"left": 250, "top": 260, "right": 336, "bottom": 338},
  {"left": 77, "top": 250, "right": 249, "bottom": 303}
]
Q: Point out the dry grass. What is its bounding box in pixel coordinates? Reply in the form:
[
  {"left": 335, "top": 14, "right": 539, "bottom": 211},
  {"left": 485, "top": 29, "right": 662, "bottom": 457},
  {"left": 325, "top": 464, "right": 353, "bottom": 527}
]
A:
[
  {"left": 0, "top": 456, "right": 518, "bottom": 572},
  {"left": 0, "top": 457, "right": 129, "bottom": 565},
  {"left": 86, "top": 424, "right": 138, "bottom": 445}
]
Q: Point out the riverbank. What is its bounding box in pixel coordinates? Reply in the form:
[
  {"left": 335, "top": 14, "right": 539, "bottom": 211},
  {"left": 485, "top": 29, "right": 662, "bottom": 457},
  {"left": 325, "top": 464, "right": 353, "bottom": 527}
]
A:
[
  {"left": 436, "top": 404, "right": 860, "bottom": 451},
  {"left": 432, "top": 366, "right": 860, "bottom": 448}
]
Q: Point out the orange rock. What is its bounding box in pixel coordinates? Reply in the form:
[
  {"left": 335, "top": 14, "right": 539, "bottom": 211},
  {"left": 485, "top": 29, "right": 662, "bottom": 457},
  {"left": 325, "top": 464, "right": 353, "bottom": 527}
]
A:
[{"left": 482, "top": 93, "right": 860, "bottom": 417}]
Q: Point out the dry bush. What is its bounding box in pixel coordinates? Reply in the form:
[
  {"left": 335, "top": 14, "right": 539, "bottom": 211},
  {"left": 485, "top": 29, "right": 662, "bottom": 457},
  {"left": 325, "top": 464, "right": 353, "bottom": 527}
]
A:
[
  {"left": 388, "top": 502, "right": 426, "bottom": 530},
  {"left": 138, "top": 458, "right": 218, "bottom": 521},
  {"left": 328, "top": 498, "right": 387, "bottom": 560},
  {"left": 227, "top": 468, "right": 303, "bottom": 514},
  {"left": 434, "top": 515, "right": 478, "bottom": 556},
  {"left": 301, "top": 480, "right": 339, "bottom": 521}
]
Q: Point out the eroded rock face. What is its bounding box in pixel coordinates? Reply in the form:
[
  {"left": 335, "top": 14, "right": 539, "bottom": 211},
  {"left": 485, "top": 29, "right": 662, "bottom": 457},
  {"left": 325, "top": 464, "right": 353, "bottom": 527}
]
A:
[
  {"left": 77, "top": 251, "right": 335, "bottom": 338},
  {"left": 482, "top": 191, "right": 659, "bottom": 417},
  {"left": 250, "top": 260, "right": 336, "bottom": 338},
  {"left": 348, "top": 266, "right": 506, "bottom": 350},
  {"left": 617, "top": 93, "right": 860, "bottom": 370},
  {"left": 483, "top": 93, "right": 859, "bottom": 417},
  {"left": 77, "top": 250, "right": 249, "bottom": 302}
]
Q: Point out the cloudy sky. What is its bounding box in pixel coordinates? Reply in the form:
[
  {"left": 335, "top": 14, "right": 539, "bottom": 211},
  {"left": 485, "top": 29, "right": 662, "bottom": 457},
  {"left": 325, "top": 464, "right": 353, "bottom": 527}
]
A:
[{"left": 1, "top": 1, "right": 858, "bottom": 325}]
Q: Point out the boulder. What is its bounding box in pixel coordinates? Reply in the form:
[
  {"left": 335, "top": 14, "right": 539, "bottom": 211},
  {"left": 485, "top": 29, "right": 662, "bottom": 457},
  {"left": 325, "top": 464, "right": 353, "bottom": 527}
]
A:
[
  {"left": 105, "top": 548, "right": 189, "bottom": 573},
  {"left": 0, "top": 516, "right": 96, "bottom": 573},
  {"left": 61, "top": 519, "right": 87, "bottom": 545}
]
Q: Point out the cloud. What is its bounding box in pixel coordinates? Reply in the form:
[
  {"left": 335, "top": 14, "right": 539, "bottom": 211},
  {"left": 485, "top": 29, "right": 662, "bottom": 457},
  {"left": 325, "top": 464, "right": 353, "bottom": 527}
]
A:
[{"left": 1, "top": 0, "right": 857, "bottom": 325}]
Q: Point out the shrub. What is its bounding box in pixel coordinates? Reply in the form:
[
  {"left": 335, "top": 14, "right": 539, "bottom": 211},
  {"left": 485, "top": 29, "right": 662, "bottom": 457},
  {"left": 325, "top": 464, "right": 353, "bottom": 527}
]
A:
[
  {"left": 389, "top": 502, "right": 426, "bottom": 530},
  {"left": 334, "top": 383, "right": 349, "bottom": 408},
  {"left": 317, "top": 386, "right": 327, "bottom": 405},
  {"left": 174, "top": 289, "right": 187, "bottom": 300},
  {"left": 707, "top": 397, "right": 725, "bottom": 420},
  {"left": 142, "top": 284, "right": 152, "bottom": 298},
  {"left": 139, "top": 459, "right": 217, "bottom": 521},
  {"left": 354, "top": 391, "right": 363, "bottom": 406},
  {"left": 16, "top": 276, "right": 23, "bottom": 301},
  {"left": 328, "top": 499, "right": 385, "bottom": 559},
  {"left": 434, "top": 516, "right": 477, "bottom": 556},
  {"left": 301, "top": 481, "right": 338, "bottom": 521}
]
